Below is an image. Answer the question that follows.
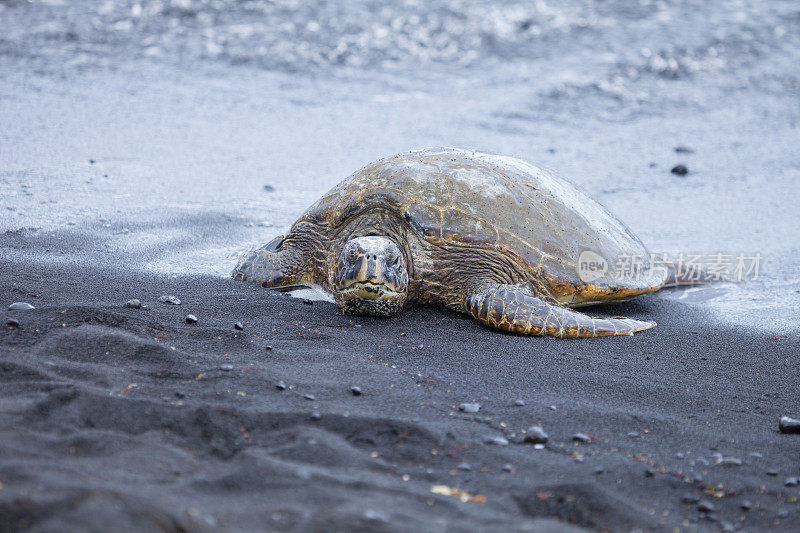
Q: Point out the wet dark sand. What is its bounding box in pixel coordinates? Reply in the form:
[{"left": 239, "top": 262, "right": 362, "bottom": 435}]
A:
[{"left": 1, "top": 231, "right": 798, "bottom": 531}]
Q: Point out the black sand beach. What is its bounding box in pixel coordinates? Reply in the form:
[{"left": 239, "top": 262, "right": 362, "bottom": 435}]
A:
[
  {"left": 2, "top": 246, "right": 799, "bottom": 531},
  {"left": 2, "top": 0, "right": 799, "bottom": 531}
]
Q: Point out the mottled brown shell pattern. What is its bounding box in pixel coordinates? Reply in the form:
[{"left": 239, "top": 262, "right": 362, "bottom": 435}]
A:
[{"left": 296, "top": 147, "right": 666, "bottom": 304}]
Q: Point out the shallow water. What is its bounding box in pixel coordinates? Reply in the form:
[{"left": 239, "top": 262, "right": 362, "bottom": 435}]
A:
[{"left": 1, "top": 0, "right": 798, "bottom": 333}]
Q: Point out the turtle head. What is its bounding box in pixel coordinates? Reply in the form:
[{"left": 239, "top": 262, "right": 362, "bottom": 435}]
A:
[{"left": 332, "top": 236, "right": 409, "bottom": 316}]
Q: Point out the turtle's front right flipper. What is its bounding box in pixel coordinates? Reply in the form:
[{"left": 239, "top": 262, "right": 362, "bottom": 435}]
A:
[
  {"left": 465, "top": 284, "right": 656, "bottom": 338},
  {"left": 232, "top": 234, "right": 309, "bottom": 288}
]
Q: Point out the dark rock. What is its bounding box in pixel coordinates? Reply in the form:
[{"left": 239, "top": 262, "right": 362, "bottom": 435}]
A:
[
  {"left": 514, "top": 399, "right": 525, "bottom": 406},
  {"left": 740, "top": 500, "right": 752, "bottom": 511},
  {"left": 185, "top": 314, "right": 198, "bottom": 324},
  {"left": 697, "top": 500, "right": 716, "bottom": 513},
  {"left": 350, "top": 386, "right": 362, "bottom": 396},
  {"left": 219, "top": 364, "right": 233, "bottom": 371},
  {"left": 234, "top": 322, "right": 244, "bottom": 330},
  {"left": 671, "top": 164, "right": 689, "bottom": 176},
  {"left": 8, "top": 302, "right": 35, "bottom": 311},
  {"left": 645, "top": 469, "right": 655, "bottom": 477},
  {"left": 302, "top": 298, "right": 313, "bottom": 305},
  {"left": 674, "top": 146, "right": 695, "bottom": 154},
  {"left": 682, "top": 494, "right": 700, "bottom": 504},
  {"left": 456, "top": 462, "right": 471, "bottom": 471},
  {"left": 89, "top": 159, "right": 96, "bottom": 164},
  {"left": 6, "top": 318, "right": 20, "bottom": 328},
  {"left": 572, "top": 433, "right": 591, "bottom": 443},
  {"left": 485, "top": 436, "right": 509, "bottom": 446},
  {"left": 265, "top": 345, "right": 274, "bottom": 351},
  {"left": 174, "top": 391, "right": 186, "bottom": 398},
  {"left": 124, "top": 299, "right": 142, "bottom": 309},
  {"left": 594, "top": 466, "right": 604, "bottom": 475},
  {"left": 303, "top": 393, "right": 316, "bottom": 401},
  {"left": 158, "top": 295, "right": 181, "bottom": 305},
  {"left": 785, "top": 477, "right": 799, "bottom": 486},
  {"left": 458, "top": 402, "right": 480, "bottom": 414},
  {"left": 779, "top": 416, "right": 800, "bottom": 433},
  {"left": 524, "top": 425, "right": 549, "bottom": 444},
  {"left": 767, "top": 468, "right": 779, "bottom": 476},
  {"left": 263, "top": 184, "right": 275, "bottom": 192},
  {"left": 275, "top": 381, "right": 287, "bottom": 390}
]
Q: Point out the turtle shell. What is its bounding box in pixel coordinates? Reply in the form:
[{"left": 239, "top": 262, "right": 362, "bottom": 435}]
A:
[{"left": 299, "top": 147, "right": 666, "bottom": 296}]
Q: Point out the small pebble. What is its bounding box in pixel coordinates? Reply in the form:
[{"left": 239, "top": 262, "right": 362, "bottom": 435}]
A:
[
  {"left": 766, "top": 468, "right": 779, "bottom": 476},
  {"left": 263, "top": 184, "right": 275, "bottom": 192},
  {"left": 234, "top": 322, "right": 244, "bottom": 330},
  {"left": 674, "top": 146, "right": 695, "bottom": 154},
  {"left": 645, "top": 469, "right": 655, "bottom": 477},
  {"left": 124, "top": 299, "right": 142, "bottom": 309},
  {"left": 302, "top": 298, "right": 313, "bottom": 305},
  {"left": 720, "top": 521, "right": 734, "bottom": 532},
  {"left": 682, "top": 494, "right": 700, "bottom": 504},
  {"left": 627, "top": 431, "right": 640, "bottom": 438},
  {"left": 174, "top": 391, "right": 186, "bottom": 398},
  {"left": 572, "top": 433, "right": 591, "bottom": 443},
  {"left": 513, "top": 400, "right": 525, "bottom": 406},
  {"left": 671, "top": 164, "right": 689, "bottom": 176},
  {"left": 275, "top": 381, "right": 287, "bottom": 390},
  {"left": 458, "top": 402, "right": 480, "bottom": 414},
  {"left": 502, "top": 463, "right": 514, "bottom": 473},
  {"left": 548, "top": 405, "right": 557, "bottom": 411},
  {"left": 485, "top": 436, "right": 509, "bottom": 446},
  {"left": 720, "top": 457, "right": 742, "bottom": 466},
  {"left": 303, "top": 394, "right": 316, "bottom": 401},
  {"left": 749, "top": 451, "right": 763, "bottom": 458},
  {"left": 456, "top": 462, "right": 471, "bottom": 471},
  {"left": 697, "top": 500, "right": 716, "bottom": 513},
  {"left": 740, "top": 500, "right": 752, "bottom": 511},
  {"left": 785, "top": 477, "right": 799, "bottom": 486},
  {"left": 6, "top": 318, "right": 20, "bottom": 328},
  {"left": 524, "top": 425, "right": 549, "bottom": 444},
  {"left": 8, "top": 302, "right": 35, "bottom": 311},
  {"left": 158, "top": 295, "right": 181, "bottom": 305},
  {"left": 594, "top": 466, "right": 604, "bottom": 475},
  {"left": 265, "top": 345, "right": 274, "bottom": 351},
  {"left": 676, "top": 452, "right": 685, "bottom": 459},
  {"left": 310, "top": 411, "right": 321, "bottom": 421},
  {"left": 778, "top": 416, "right": 800, "bottom": 433},
  {"left": 185, "top": 314, "right": 198, "bottom": 324},
  {"left": 350, "top": 386, "right": 362, "bottom": 396},
  {"left": 219, "top": 364, "right": 233, "bottom": 371},
  {"left": 777, "top": 509, "right": 789, "bottom": 518}
]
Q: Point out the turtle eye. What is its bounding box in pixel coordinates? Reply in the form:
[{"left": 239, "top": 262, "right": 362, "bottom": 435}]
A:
[
  {"left": 345, "top": 245, "right": 358, "bottom": 263},
  {"left": 386, "top": 250, "right": 399, "bottom": 266}
]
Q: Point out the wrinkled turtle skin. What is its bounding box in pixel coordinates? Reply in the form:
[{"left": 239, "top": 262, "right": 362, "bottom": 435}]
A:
[{"left": 234, "top": 148, "right": 683, "bottom": 338}]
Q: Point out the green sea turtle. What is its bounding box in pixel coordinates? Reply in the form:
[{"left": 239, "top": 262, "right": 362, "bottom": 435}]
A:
[{"left": 234, "top": 148, "right": 689, "bottom": 338}]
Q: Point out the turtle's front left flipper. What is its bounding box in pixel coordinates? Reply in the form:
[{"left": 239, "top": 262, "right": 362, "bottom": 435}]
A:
[
  {"left": 465, "top": 285, "right": 655, "bottom": 338},
  {"left": 232, "top": 234, "right": 309, "bottom": 288}
]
